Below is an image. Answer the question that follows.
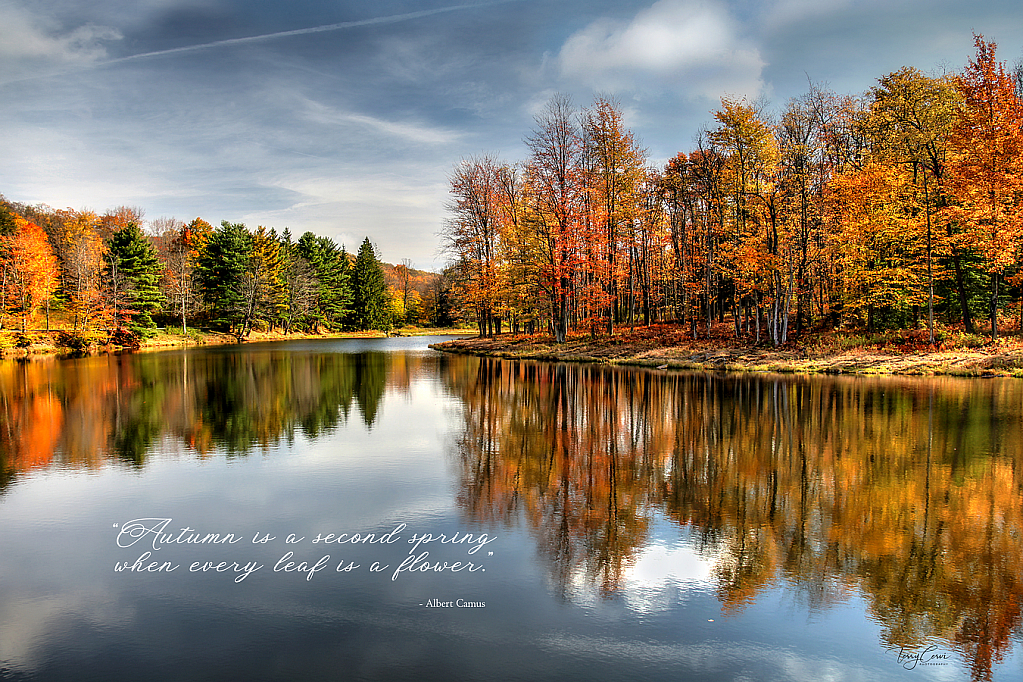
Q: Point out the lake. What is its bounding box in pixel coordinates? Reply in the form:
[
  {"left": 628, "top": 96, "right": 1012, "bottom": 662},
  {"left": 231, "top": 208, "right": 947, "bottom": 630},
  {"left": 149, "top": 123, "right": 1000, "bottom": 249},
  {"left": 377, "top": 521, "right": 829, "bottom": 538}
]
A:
[{"left": 1, "top": 336, "right": 1021, "bottom": 681}]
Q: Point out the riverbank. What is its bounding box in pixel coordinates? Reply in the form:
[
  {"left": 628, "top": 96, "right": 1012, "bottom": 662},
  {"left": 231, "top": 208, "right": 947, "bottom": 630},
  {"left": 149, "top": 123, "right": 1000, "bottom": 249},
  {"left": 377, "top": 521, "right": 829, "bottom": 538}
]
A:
[
  {"left": 429, "top": 325, "right": 1023, "bottom": 377},
  {"left": 0, "top": 326, "right": 474, "bottom": 358}
]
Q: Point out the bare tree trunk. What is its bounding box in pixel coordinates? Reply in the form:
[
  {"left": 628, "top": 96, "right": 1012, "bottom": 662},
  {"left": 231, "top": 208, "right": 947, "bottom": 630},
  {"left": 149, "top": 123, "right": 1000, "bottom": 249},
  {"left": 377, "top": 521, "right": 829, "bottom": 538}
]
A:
[
  {"left": 923, "top": 172, "right": 934, "bottom": 345},
  {"left": 991, "top": 272, "right": 999, "bottom": 341}
]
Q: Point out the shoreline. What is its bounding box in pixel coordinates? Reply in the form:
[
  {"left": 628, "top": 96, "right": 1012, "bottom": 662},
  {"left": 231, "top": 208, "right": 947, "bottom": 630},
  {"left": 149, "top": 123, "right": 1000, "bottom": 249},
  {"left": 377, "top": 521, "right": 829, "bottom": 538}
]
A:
[
  {"left": 429, "top": 330, "right": 1023, "bottom": 377},
  {"left": 0, "top": 327, "right": 474, "bottom": 359},
  {"left": 9, "top": 324, "right": 1022, "bottom": 376}
]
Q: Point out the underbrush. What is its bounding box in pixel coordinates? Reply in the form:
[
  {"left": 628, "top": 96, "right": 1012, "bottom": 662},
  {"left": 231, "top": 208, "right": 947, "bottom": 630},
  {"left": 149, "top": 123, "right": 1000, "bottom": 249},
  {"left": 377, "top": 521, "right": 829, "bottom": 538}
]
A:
[{"left": 808, "top": 326, "right": 1018, "bottom": 353}]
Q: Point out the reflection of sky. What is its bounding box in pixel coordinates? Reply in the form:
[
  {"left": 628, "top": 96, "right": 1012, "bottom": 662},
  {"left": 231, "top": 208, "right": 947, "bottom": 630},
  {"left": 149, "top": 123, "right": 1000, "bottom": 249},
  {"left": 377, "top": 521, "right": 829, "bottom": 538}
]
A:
[{"left": 620, "top": 518, "right": 717, "bottom": 615}]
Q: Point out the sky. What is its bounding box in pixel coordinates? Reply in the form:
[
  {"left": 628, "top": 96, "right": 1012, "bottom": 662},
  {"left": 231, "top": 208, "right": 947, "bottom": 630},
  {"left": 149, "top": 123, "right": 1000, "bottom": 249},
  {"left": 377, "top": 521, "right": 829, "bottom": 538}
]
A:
[{"left": 1, "top": 0, "right": 1021, "bottom": 270}]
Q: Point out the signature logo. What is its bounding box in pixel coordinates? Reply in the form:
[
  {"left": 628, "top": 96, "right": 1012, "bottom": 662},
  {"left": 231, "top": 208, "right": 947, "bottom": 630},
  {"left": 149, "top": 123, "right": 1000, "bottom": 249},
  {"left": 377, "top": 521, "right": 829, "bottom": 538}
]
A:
[{"left": 887, "top": 645, "right": 953, "bottom": 670}]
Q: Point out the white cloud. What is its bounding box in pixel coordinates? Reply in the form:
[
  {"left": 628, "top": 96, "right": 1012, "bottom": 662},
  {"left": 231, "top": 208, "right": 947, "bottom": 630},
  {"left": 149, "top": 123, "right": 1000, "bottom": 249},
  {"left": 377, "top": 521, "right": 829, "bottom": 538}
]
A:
[
  {"left": 555, "top": 0, "right": 765, "bottom": 99},
  {"left": 0, "top": 2, "right": 121, "bottom": 82},
  {"left": 298, "top": 96, "right": 461, "bottom": 146}
]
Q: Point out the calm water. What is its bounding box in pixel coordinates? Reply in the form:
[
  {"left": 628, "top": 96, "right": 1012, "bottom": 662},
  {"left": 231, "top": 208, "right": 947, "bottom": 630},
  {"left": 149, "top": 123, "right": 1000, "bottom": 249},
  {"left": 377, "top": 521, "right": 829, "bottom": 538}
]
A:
[{"left": 1, "top": 337, "right": 1021, "bottom": 682}]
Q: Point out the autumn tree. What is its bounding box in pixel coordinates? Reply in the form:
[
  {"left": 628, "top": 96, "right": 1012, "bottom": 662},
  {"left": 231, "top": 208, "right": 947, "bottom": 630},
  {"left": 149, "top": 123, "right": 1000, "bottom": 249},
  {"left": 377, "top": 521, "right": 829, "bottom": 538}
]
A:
[
  {"left": 394, "top": 258, "right": 413, "bottom": 327},
  {"left": 525, "top": 94, "right": 586, "bottom": 343},
  {"left": 688, "top": 135, "right": 728, "bottom": 337},
  {"left": 41, "top": 209, "right": 105, "bottom": 331},
  {"left": 445, "top": 155, "right": 505, "bottom": 336},
  {"left": 493, "top": 162, "right": 543, "bottom": 333},
  {"left": 632, "top": 168, "right": 669, "bottom": 326},
  {"left": 0, "top": 201, "right": 14, "bottom": 325},
  {"left": 582, "top": 96, "right": 646, "bottom": 335},
  {"left": 661, "top": 152, "right": 704, "bottom": 334},
  {"left": 0, "top": 198, "right": 16, "bottom": 236},
  {"left": 235, "top": 226, "right": 286, "bottom": 337},
  {"left": 831, "top": 162, "right": 929, "bottom": 329},
  {"left": 711, "top": 98, "right": 787, "bottom": 343},
  {"left": 866, "top": 67, "right": 961, "bottom": 342},
  {"left": 162, "top": 217, "right": 212, "bottom": 334},
  {"left": 945, "top": 35, "right": 1023, "bottom": 340},
  {"left": 100, "top": 205, "right": 145, "bottom": 241},
  {"left": 2, "top": 217, "right": 59, "bottom": 332},
  {"left": 775, "top": 84, "right": 841, "bottom": 336}
]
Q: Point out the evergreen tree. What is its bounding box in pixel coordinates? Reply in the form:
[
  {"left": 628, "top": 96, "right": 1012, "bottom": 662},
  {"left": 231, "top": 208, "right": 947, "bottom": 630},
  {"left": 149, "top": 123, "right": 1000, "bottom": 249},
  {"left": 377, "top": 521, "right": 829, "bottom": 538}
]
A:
[
  {"left": 105, "top": 222, "right": 165, "bottom": 336},
  {"left": 296, "top": 232, "right": 352, "bottom": 331},
  {"left": 196, "top": 221, "right": 251, "bottom": 330},
  {"left": 352, "top": 237, "right": 390, "bottom": 331}
]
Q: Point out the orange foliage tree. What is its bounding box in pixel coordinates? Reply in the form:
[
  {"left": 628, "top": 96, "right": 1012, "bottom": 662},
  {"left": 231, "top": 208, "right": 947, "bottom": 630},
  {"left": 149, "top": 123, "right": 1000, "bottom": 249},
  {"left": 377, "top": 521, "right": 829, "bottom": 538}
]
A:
[
  {"left": 2, "top": 216, "right": 59, "bottom": 331},
  {"left": 582, "top": 96, "right": 646, "bottom": 335},
  {"left": 945, "top": 35, "right": 1023, "bottom": 339},
  {"left": 445, "top": 155, "right": 505, "bottom": 336},
  {"left": 525, "top": 94, "right": 586, "bottom": 343}
]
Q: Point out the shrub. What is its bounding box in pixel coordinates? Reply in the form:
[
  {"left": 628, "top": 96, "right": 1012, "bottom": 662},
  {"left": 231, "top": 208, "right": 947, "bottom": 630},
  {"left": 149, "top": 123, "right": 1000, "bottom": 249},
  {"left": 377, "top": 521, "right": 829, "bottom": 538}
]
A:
[
  {"left": 108, "top": 327, "right": 141, "bottom": 350},
  {"left": 55, "top": 330, "right": 95, "bottom": 352}
]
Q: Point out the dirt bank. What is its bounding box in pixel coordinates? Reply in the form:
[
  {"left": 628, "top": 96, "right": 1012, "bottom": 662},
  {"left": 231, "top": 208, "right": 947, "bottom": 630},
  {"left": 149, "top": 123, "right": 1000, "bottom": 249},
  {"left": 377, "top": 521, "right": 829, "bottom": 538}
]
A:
[{"left": 430, "top": 328, "right": 1023, "bottom": 377}]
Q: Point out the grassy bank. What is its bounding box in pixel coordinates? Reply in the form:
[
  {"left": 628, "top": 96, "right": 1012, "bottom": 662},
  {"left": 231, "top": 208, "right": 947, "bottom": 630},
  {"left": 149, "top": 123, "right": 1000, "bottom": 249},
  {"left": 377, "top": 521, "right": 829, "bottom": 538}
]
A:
[
  {"left": 429, "top": 325, "right": 1023, "bottom": 377},
  {"left": 0, "top": 326, "right": 474, "bottom": 358}
]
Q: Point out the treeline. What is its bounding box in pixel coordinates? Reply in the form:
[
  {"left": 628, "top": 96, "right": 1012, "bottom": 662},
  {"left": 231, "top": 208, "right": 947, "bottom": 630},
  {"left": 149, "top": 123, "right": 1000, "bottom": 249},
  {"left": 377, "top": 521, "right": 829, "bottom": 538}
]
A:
[
  {"left": 445, "top": 35, "right": 1023, "bottom": 344},
  {"left": 0, "top": 202, "right": 456, "bottom": 342}
]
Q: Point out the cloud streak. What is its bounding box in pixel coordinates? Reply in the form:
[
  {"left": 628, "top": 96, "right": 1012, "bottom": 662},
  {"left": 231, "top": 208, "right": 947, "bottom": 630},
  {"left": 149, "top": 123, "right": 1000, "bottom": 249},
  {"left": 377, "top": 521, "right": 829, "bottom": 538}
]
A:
[{"left": 104, "top": 1, "right": 517, "bottom": 65}]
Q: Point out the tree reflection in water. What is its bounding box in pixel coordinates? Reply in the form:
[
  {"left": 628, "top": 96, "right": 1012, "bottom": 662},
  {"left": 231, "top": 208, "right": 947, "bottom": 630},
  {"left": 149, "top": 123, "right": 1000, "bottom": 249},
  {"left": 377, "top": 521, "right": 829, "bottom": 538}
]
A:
[
  {"left": 0, "top": 349, "right": 398, "bottom": 477},
  {"left": 443, "top": 357, "right": 1023, "bottom": 682}
]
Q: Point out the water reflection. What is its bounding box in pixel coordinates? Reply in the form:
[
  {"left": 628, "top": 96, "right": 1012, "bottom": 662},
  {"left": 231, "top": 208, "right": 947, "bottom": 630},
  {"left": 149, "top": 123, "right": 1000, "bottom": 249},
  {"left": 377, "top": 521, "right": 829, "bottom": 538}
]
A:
[
  {"left": 3, "top": 344, "right": 1022, "bottom": 680},
  {"left": 442, "top": 357, "right": 1023, "bottom": 682},
  {"left": 0, "top": 347, "right": 408, "bottom": 481}
]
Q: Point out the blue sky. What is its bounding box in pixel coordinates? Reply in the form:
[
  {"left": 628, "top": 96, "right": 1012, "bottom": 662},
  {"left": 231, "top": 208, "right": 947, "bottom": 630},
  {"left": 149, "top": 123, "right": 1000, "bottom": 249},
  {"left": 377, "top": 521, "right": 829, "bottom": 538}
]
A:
[{"left": 1, "top": 0, "right": 1021, "bottom": 270}]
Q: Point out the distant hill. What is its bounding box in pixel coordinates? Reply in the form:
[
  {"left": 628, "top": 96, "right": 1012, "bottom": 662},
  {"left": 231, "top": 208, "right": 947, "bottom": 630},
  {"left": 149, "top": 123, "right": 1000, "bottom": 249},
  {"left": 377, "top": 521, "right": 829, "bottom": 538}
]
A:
[{"left": 381, "top": 262, "right": 439, "bottom": 295}]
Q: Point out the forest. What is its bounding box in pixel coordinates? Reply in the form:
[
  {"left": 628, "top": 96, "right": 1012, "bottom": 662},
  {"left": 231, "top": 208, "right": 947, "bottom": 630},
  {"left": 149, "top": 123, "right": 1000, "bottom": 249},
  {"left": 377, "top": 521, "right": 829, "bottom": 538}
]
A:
[
  {"left": 0, "top": 199, "right": 452, "bottom": 347},
  {"left": 443, "top": 36, "right": 1023, "bottom": 346}
]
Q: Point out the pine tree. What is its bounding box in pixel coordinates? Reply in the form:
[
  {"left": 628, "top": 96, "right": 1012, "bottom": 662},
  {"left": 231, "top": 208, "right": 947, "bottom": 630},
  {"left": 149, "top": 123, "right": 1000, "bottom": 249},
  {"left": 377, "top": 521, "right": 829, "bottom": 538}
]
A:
[
  {"left": 105, "top": 222, "right": 165, "bottom": 336},
  {"left": 196, "top": 221, "right": 251, "bottom": 331},
  {"left": 296, "top": 232, "right": 352, "bottom": 331},
  {"left": 352, "top": 237, "right": 390, "bottom": 331}
]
